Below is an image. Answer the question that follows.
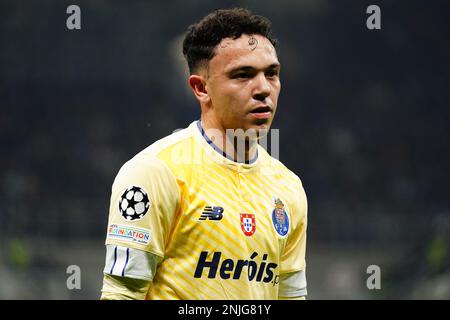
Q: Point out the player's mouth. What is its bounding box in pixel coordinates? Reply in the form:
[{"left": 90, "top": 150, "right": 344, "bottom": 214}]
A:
[{"left": 249, "top": 106, "right": 272, "bottom": 119}]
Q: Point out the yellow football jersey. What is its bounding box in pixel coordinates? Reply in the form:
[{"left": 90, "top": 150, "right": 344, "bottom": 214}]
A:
[{"left": 104, "top": 120, "right": 308, "bottom": 299}]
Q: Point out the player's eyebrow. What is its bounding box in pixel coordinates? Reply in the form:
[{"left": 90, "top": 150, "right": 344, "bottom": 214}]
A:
[{"left": 227, "top": 63, "right": 281, "bottom": 75}]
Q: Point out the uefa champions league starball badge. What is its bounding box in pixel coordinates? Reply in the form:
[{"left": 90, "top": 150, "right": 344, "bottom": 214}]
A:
[
  {"left": 118, "top": 186, "right": 151, "bottom": 221},
  {"left": 272, "top": 198, "right": 290, "bottom": 237}
]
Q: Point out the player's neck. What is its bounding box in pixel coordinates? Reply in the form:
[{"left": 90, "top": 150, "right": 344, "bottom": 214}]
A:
[{"left": 200, "top": 117, "right": 258, "bottom": 164}]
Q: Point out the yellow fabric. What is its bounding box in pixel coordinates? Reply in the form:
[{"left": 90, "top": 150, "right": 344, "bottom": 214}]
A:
[
  {"left": 104, "top": 121, "right": 308, "bottom": 299},
  {"left": 101, "top": 274, "right": 150, "bottom": 300},
  {"left": 279, "top": 296, "right": 306, "bottom": 300}
]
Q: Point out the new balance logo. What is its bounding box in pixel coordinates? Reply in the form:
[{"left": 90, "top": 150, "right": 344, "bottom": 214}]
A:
[{"left": 199, "top": 206, "right": 224, "bottom": 221}]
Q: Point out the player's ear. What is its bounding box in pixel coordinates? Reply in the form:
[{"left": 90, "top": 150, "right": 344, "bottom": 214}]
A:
[{"left": 188, "top": 74, "right": 210, "bottom": 104}]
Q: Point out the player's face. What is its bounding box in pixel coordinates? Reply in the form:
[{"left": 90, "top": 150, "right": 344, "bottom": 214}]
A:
[{"left": 205, "top": 34, "right": 281, "bottom": 133}]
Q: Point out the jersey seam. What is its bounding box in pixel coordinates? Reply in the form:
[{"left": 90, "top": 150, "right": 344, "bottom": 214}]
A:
[
  {"left": 150, "top": 156, "right": 181, "bottom": 213},
  {"left": 105, "top": 240, "right": 165, "bottom": 258},
  {"left": 152, "top": 155, "right": 183, "bottom": 251}
]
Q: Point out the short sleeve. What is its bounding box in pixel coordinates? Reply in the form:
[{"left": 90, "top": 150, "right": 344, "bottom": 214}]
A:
[
  {"left": 105, "top": 155, "right": 179, "bottom": 258},
  {"left": 280, "top": 179, "right": 308, "bottom": 274}
]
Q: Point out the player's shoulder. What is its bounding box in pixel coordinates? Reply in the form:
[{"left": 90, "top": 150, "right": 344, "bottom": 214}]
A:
[
  {"left": 115, "top": 122, "right": 196, "bottom": 179},
  {"left": 138, "top": 123, "right": 195, "bottom": 160},
  {"left": 257, "top": 145, "right": 305, "bottom": 190}
]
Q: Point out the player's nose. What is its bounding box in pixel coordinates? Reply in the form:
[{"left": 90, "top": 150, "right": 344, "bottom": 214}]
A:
[{"left": 252, "top": 73, "right": 271, "bottom": 101}]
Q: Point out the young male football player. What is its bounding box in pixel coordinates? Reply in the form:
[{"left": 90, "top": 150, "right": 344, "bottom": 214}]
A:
[{"left": 101, "top": 8, "right": 308, "bottom": 300}]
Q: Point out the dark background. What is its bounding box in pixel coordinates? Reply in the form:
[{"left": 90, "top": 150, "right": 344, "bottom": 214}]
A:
[{"left": 1, "top": 0, "right": 449, "bottom": 299}]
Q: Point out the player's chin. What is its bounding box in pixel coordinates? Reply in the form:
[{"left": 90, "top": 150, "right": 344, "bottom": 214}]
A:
[
  {"left": 250, "top": 117, "right": 272, "bottom": 129},
  {"left": 246, "top": 119, "right": 272, "bottom": 136}
]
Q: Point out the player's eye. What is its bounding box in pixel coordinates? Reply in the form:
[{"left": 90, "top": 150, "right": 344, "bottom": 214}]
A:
[
  {"left": 265, "top": 70, "right": 279, "bottom": 77},
  {"left": 232, "top": 72, "right": 252, "bottom": 79}
]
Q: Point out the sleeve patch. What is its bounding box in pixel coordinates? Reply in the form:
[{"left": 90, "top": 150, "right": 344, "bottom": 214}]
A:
[
  {"left": 107, "top": 224, "right": 151, "bottom": 245},
  {"left": 119, "top": 186, "right": 151, "bottom": 222}
]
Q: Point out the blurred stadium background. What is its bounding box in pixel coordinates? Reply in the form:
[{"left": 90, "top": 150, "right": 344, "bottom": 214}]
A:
[{"left": 1, "top": 0, "right": 449, "bottom": 299}]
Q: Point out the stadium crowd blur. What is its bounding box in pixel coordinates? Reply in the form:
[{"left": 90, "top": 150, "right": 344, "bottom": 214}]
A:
[{"left": 1, "top": 1, "right": 449, "bottom": 299}]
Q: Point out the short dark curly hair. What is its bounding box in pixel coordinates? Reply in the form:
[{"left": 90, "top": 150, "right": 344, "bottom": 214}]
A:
[{"left": 182, "top": 8, "right": 278, "bottom": 74}]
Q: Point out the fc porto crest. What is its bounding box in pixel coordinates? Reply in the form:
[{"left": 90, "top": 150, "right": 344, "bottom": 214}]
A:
[
  {"left": 272, "top": 198, "right": 290, "bottom": 237},
  {"left": 240, "top": 213, "right": 256, "bottom": 236}
]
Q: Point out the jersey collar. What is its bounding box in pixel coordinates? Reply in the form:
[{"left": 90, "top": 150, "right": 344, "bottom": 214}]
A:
[
  {"left": 191, "top": 120, "right": 261, "bottom": 173},
  {"left": 196, "top": 120, "right": 258, "bottom": 165}
]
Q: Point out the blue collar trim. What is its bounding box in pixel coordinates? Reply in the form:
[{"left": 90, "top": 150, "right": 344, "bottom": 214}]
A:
[{"left": 196, "top": 120, "right": 258, "bottom": 165}]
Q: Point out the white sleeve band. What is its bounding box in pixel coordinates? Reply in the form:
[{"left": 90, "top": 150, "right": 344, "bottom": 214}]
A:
[
  {"left": 279, "top": 269, "right": 307, "bottom": 297},
  {"left": 103, "top": 244, "right": 160, "bottom": 281}
]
